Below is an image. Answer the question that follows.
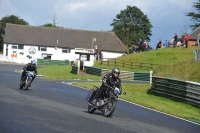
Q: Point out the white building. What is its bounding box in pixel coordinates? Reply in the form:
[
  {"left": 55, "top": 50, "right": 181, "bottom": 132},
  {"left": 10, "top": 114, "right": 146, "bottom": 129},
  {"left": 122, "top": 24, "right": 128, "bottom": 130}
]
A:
[{"left": 2, "top": 24, "right": 127, "bottom": 66}]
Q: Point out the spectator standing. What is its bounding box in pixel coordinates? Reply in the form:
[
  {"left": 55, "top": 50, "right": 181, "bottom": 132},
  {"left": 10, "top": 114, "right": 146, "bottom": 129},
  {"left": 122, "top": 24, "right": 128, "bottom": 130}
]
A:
[
  {"left": 144, "top": 41, "right": 149, "bottom": 51},
  {"left": 185, "top": 34, "right": 190, "bottom": 48},
  {"left": 181, "top": 35, "right": 185, "bottom": 46},
  {"left": 164, "top": 40, "right": 168, "bottom": 47},
  {"left": 173, "top": 33, "right": 178, "bottom": 48}
]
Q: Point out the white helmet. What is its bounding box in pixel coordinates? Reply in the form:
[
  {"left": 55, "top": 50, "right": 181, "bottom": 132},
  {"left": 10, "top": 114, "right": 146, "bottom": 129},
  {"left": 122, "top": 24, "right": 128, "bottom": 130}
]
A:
[{"left": 31, "top": 60, "right": 36, "bottom": 65}]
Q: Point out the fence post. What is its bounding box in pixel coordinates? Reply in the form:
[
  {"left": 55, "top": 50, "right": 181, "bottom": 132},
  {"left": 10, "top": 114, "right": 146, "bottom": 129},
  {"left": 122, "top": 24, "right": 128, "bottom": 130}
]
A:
[
  {"left": 77, "top": 60, "right": 80, "bottom": 74},
  {"left": 131, "top": 62, "right": 132, "bottom": 68},
  {"left": 194, "top": 50, "right": 198, "bottom": 61},
  {"left": 150, "top": 70, "right": 153, "bottom": 84},
  {"left": 100, "top": 58, "right": 103, "bottom": 65}
]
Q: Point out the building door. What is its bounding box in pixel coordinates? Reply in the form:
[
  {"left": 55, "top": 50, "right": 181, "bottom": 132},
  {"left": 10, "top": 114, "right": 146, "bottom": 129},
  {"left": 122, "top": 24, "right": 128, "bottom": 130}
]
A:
[
  {"left": 6, "top": 44, "right": 8, "bottom": 56},
  {"left": 44, "top": 55, "right": 51, "bottom": 59}
]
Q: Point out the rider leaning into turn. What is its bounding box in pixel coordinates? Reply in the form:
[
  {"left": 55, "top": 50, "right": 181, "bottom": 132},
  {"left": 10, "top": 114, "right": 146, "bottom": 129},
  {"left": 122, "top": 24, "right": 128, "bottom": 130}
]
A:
[
  {"left": 93, "top": 67, "right": 122, "bottom": 104},
  {"left": 19, "top": 60, "right": 38, "bottom": 87}
]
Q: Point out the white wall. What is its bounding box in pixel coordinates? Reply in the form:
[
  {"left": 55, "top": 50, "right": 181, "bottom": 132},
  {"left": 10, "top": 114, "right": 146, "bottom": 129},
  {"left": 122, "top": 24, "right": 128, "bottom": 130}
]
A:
[
  {"left": 83, "top": 55, "right": 95, "bottom": 66},
  {"left": 101, "top": 51, "right": 123, "bottom": 60},
  {"left": 3, "top": 44, "right": 75, "bottom": 61},
  {"left": 2, "top": 43, "right": 124, "bottom": 65}
]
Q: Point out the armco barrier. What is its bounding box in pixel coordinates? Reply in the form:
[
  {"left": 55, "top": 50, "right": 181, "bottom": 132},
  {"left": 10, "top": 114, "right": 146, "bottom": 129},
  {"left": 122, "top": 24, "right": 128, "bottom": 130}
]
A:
[
  {"left": 151, "top": 76, "right": 200, "bottom": 107},
  {"left": 71, "top": 66, "right": 78, "bottom": 74},
  {"left": 84, "top": 66, "right": 152, "bottom": 82}
]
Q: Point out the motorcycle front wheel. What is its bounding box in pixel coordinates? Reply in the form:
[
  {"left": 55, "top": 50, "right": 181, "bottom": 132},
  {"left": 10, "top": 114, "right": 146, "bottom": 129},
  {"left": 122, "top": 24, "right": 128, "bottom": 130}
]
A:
[
  {"left": 103, "top": 100, "right": 117, "bottom": 117},
  {"left": 20, "top": 83, "right": 24, "bottom": 89},
  {"left": 25, "top": 77, "right": 32, "bottom": 90}
]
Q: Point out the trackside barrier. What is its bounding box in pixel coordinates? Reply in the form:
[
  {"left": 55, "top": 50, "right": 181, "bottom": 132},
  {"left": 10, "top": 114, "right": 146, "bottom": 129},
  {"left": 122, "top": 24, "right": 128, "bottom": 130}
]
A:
[
  {"left": 71, "top": 66, "right": 78, "bottom": 74},
  {"left": 84, "top": 66, "right": 153, "bottom": 82},
  {"left": 151, "top": 76, "right": 200, "bottom": 107},
  {"left": 37, "top": 59, "right": 70, "bottom": 66}
]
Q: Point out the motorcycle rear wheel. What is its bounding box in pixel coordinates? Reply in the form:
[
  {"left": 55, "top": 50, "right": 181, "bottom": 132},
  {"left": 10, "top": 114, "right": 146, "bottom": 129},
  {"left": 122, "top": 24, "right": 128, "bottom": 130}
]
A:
[
  {"left": 20, "top": 83, "right": 24, "bottom": 89},
  {"left": 88, "top": 105, "right": 96, "bottom": 114},
  {"left": 103, "top": 100, "right": 117, "bottom": 117}
]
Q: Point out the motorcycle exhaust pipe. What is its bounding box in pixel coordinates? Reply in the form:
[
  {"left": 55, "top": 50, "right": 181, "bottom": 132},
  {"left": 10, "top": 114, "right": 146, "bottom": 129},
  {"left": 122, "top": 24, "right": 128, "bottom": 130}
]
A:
[{"left": 88, "top": 103, "right": 94, "bottom": 106}]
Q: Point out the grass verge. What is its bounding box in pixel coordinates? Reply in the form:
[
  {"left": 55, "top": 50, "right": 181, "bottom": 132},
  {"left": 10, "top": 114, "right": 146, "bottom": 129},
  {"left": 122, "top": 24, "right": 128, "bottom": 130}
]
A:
[{"left": 72, "top": 82, "right": 200, "bottom": 124}]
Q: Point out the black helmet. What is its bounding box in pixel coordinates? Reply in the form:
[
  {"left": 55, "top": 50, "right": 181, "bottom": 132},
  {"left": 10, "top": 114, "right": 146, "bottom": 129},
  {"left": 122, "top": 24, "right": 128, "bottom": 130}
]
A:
[{"left": 112, "top": 67, "right": 120, "bottom": 78}]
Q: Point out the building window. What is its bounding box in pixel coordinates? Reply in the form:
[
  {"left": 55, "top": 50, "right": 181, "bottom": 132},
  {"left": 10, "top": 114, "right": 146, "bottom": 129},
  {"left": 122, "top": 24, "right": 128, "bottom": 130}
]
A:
[
  {"left": 12, "top": 44, "right": 24, "bottom": 49},
  {"left": 62, "top": 49, "right": 70, "bottom": 53},
  {"left": 40, "top": 47, "right": 47, "bottom": 51},
  {"left": 12, "top": 45, "right": 18, "bottom": 49},
  {"left": 80, "top": 54, "right": 90, "bottom": 61},
  {"left": 18, "top": 44, "right": 24, "bottom": 49}
]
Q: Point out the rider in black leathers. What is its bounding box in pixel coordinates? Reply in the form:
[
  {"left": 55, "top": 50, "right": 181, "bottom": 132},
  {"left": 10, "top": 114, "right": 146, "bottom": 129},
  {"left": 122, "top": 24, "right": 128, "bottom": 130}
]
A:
[
  {"left": 19, "top": 60, "right": 38, "bottom": 87},
  {"left": 93, "top": 67, "right": 122, "bottom": 104}
]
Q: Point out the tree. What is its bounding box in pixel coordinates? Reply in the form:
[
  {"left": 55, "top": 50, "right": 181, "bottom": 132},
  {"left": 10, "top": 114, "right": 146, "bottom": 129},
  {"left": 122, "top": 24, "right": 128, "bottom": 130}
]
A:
[
  {"left": 110, "top": 6, "right": 153, "bottom": 48},
  {"left": 186, "top": 0, "right": 200, "bottom": 30},
  {"left": 0, "top": 15, "right": 29, "bottom": 52},
  {"left": 41, "top": 23, "right": 58, "bottom": 27},
  {"left": 40, "top": 14, "right": 63, "bottom": 28},
  {"left": 179, "top": 25, "right": 189, "bottom": 37}
]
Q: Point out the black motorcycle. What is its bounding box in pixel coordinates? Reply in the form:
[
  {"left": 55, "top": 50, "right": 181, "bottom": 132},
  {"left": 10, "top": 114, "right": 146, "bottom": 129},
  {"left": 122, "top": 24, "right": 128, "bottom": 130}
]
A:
[
  {"left": 86, "top": 86, "right": 125, "bottom": 117},
  {"left": 20, "top": 71, "right": 34, "bottom": 90}
]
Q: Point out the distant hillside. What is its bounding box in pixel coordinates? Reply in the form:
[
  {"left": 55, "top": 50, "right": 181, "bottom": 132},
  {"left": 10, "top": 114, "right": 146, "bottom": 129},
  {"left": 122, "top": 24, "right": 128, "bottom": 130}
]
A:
[{"left": 94, "top": 46, "right": 200, "bottom": 82}]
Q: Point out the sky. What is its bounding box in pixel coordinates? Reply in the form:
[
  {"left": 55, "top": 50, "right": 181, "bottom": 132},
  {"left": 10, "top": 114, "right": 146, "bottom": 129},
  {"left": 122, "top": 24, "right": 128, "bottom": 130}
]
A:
[{"left": 0, "top": 0, "right": 197, "bottom": 49}]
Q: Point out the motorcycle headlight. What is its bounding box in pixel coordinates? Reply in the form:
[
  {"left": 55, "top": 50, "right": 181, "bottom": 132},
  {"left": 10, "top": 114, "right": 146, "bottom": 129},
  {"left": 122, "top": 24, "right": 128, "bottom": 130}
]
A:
[{"left": 114, "top": 87, "right": 120, "bottom": 94}]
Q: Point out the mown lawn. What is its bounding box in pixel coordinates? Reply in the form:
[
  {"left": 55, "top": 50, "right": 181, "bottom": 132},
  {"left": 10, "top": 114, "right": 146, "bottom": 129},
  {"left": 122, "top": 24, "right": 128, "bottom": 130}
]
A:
[
  {"left": 37, "top": 46, "right": 200, "bottom": 124},
  {"left": 72, "top": 82, "right": 200, "bottom": 123}
]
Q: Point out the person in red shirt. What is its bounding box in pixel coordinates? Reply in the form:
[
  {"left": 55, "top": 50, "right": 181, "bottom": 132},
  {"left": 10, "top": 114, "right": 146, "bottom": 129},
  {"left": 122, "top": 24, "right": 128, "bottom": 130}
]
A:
[{"left": 185, "top": 34, "right": 190, "bottom": 48}]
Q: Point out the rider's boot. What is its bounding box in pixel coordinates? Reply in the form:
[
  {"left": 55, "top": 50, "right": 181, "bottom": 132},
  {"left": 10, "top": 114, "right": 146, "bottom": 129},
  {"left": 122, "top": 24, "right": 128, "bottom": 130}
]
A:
[
  {"left": 18, "top": 77, "right": 24, "bottom": 85},
  {"left": 29, "top": 81, "right": 33, "bottom": 87}
]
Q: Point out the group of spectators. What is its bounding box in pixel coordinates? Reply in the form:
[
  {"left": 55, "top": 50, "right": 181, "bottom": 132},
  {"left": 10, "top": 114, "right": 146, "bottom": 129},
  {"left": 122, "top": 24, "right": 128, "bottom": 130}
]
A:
[
  {"left": 156, "top": 33, "right": 190, "bottom": 49},
  {"left": 128, "top": 41, "right": 149, "bottom": 54},
  {"left": 94, "top": 49, "right": 102, "bottom": 60}
]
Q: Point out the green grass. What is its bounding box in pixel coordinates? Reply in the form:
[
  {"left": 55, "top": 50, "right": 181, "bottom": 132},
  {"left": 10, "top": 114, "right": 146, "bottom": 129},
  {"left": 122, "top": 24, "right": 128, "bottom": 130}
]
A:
[
  {"left": 72, "top": 82, "right": 200, "bottom": 123},
  {"left": 38, "top": 65, "right": 102, "bottom": 80},
  {"left": 37, "top": 46, "right": 200, "bottom": 123},
  {"left": 94, "top": 46, "right": 200, "bottom": 82}
]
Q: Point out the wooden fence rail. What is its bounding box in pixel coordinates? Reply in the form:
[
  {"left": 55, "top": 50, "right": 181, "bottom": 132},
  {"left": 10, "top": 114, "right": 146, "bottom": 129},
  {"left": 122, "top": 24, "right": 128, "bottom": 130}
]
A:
[{"left": 100, "top": 58, "right": 159, "bottom": 70}]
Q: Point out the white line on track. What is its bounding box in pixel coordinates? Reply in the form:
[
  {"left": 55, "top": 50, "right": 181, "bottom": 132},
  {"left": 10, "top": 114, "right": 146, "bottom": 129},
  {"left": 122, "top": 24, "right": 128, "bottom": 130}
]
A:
[{"left": 62, "top": 81, "right": 200, "bottom": 126}]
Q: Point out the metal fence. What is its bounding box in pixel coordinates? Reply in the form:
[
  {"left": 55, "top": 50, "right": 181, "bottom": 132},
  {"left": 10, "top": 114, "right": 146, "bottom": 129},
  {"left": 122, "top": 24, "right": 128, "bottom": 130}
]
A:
[{"left": 151, "top": 76, "right": 200, "bottom": 107}]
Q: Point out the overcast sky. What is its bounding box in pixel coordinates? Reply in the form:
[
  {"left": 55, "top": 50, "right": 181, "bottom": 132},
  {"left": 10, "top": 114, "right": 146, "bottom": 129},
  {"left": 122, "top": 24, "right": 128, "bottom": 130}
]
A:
[{"left": 0, "top": 0, "right": 196, "bottom": 49}]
